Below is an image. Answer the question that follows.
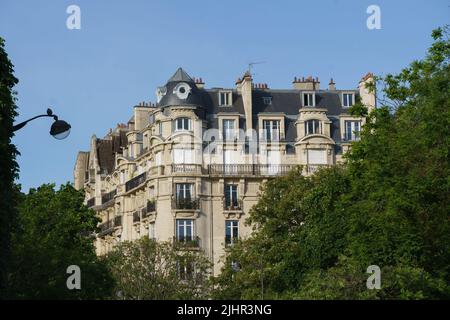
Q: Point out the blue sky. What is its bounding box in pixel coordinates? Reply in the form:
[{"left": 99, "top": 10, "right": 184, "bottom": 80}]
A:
[{"left": 0, "top": 0, "right": 448, "bottom": 192}]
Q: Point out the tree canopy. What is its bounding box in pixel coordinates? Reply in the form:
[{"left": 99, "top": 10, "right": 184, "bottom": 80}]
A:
[{"left": 213, "top": 27, "right": 450, "bottom": 300}]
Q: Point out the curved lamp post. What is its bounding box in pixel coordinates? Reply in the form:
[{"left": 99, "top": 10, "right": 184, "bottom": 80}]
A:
[{"left": 13, "top": 108, "right": 71, "bottom": 140}]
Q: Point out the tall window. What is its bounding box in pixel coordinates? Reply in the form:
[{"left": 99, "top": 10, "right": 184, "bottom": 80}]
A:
[
  {"left": 343, "top": 93, "right": 354, "bottom": 107},
  {"left": 219, "top": 91, "right": 232, "bottom": 106},
  {"left": 225, "top": 184, "right": 238, "bottom": 209},
  {"left": 176, "top": 183, "right": 192, "bottom": 200},
  {"left": 174, "top": 117, "right": 191, "bottom": 131},
  {"left": 149, "top": 222, "right": 156, "bottom": 240},
  {"left": 263, "top": 120, "right": 281, "bottom": 142},
  {"left": 172, "top": 149, "right": 194, "bottom": 164},
  {"left": 176, "top": 219, "right": 194, "bottom": 242},
  {"left": 303, "top": 93, "right": 315, "bottom": 107},
  {"left": 305, "top": 119, "right": 322, "bottom": 135},
  {"left": 177, "top": 257, "right": 194, "bottom": 280},
  {"left": 225, "top": 220, "right": 239, "bottom": 245},
  {"left": 223, "top": 119, "right": 236, "bottom": 141},
  {"left": 344, "top": 120, "right": 361, "bottom": 141}
]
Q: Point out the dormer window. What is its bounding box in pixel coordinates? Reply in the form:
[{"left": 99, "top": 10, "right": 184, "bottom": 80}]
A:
[
  {"left": 262, "top": 97, "right": 272, "bottom": 105},
  {"left": 305, "top": 119, "right": 322, "bottom": 135},
  {"left": 303, "top": 92, "right": 316, "bottom": 107},
  {"left": 219, "top": 91, "right": 232, "bottom": 106},
  {"left": 342, "top": 93, "right": 355, "bottom": 107},
  {"left": 174, "top": 117, "right": 192, "bottom": 131}
]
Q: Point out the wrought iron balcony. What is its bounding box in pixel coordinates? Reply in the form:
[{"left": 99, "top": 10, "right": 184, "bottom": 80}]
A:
[
  {"left": 142, "top": 200, "right": 156, "bottom": 218},
  {"left": 305, "top": 164, "right": 329, "bottom": 174},
  {"left": 173, "top": 236, "right": 200, "bottom": 248},
  {"left": 86, "top": 197, "right": 96, "bottom": 208},
  {"left": 225, "top": 236, "right": 238, "bottom": 247},
  {"left": 125, "top": 172, "right": 147, "bottom": 192},
  {"left": 101, "top": 189, "right": 116, "bottom": 204},
  {"left": 224, "top": 198, "right": 243, "bottom": 211},
  {"left": 133, "top": 211, "right": 140, "bottom": 223},
  {"left": 173, "top": 197, "right": 199, "bottom": 210}
]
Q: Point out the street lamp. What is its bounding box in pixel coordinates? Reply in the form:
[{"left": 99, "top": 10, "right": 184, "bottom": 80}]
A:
[{"left": 13, "top": 108, "right": 71, "bottom": 140}]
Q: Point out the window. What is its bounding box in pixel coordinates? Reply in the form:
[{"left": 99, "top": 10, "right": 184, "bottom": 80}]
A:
[
  {"left": 343, "top": 93, "right": 354, "bottom": 107},
  {"left": 263, "top": 120, "right": 281, "bottom": 142},
  {"left": 177, "top": 257, "right": 194, "bottom": 280},
  {"left": 344, "top": 120, "right": 361, "bottom": 141},
  {"left": 224, "top": 184, "right": 238, "bottom": 209},
  {"left": 149, "top": 222, "right": 155, "bottom": 240},
  {"left": 155, "top": 152, "right": 162, "bottom": 166},
  {"left": 225, "top": 220, "right": 239, "bottom": 245},
  {"left": 223, "top": 119, "right": 236, "bottom": 141},
  {"left": 303, "top": 92, "right": 316, "bottom": 107},
  {"left": 174, "top": 117, "right": 191, "bottom": 131},
  {"left": 262, "top": 97, "right": 272, "bottom": 105},
  {"left": 307, "top": 149, "right": 327, "bottom": 164},
  {"left": 176, "top": 219, "right": 194, "bottom": 242},
  {"left": 219, "top": 91, "right": 232, "bottom": 106},
  {"left": 172, "top": 149, "right": 194, "bottom": 164},
  {"left": 305, "top": 119, "right": 322, "bottom": 135},
  {"left": 176, "top": 183, "right": 193, "bottom": 201}
]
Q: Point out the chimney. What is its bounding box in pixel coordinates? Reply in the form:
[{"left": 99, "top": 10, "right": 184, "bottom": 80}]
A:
[
  {"left": 236, "top": 71, "right": 253, "bottom": 136},
  {"left": 194, "top": 77, "right": 205, "bottom": 89},
  {"left": 329, "top": 78, "right": 336, "bottom": 91},
  {"left": 359, "top": 72, "right": 376, "bottom": 113},
  {"left": 293, "top": 76, "right": 320, "bottom": 90}
]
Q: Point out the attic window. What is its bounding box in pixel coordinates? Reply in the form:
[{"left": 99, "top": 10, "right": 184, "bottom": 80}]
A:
[
  {"left": 303, "top": 92, "right": 316, "bottom": 107},
  {"left": 262, "top": 97, "right": 272, "bottom": 105},
  {"left": 342, "top": 93, "right": 355, "bottom": 107},
  {"left": 219, "top": 91, "right": 232, "bottom": 106}
]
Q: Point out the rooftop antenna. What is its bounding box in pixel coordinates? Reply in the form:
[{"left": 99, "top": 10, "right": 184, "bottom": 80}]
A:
[{"left": 248, "top": 61, "right": 266, "bottom": 76}]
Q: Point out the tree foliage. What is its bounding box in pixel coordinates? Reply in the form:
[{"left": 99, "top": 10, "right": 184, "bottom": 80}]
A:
[
  {"left": 0, "top": 37, "right": 19, "bottom": 298},
  {"left": 214, "top": 27, "right": 450, "bottom": 300},
  {"left": 8, "top": 183, "right": 113, "bottom": 299},
  {"left": 105, "top": 237, "right": 212, "bottom": 300}
]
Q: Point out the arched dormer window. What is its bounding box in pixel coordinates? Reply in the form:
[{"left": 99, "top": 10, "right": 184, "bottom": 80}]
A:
[
  {"left": 174, "top": 117, "right": 192, "bottom": 132},
  {"left": 305, "top": 119, "right": 322, "bottom": 135}
]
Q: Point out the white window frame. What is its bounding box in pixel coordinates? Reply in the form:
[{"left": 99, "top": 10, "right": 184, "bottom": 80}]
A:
[
  {"left": 223, "top": 119, "right": 236, "bottom": 141},
  {"left": 342, "top": 92, "right": 355, "bottom": 108},
  {"left": 344, "top": 120, "right": 361, "bottom": 141},
  {"left": 262, "top": 96, "right": 272, "bottom": 105},
  {"left": 263, "top": 120, "right": 281, "bottom": 142},
  {"left": 176, "top": 219, "right": 194, "bottom": 241},
  {"left": 225, "top": 220, "right": 239, "bottom": 244},
  {"left": 302, "top": 92, "right": 316, "bottom": 107},
  {"left": 172, "top": 149, "right": 195, "bottom": 164},
  {"left": 176, "top": 183, "right": 193, "bottom": 200},
  {"left": 219, "top": 91, "right": 232, "bottom": 106},
  {"left": 305, "top": 119, "right": 322, "bottom": 135},
  {"left": 174, "top": 117, "right": 192, "bottom": 131},
  {"left": 225, "top": 184, "right": 238, "bottom": 208}
]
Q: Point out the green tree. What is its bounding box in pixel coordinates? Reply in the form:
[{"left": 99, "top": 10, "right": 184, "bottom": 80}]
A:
[
  {"left": 105, "top": 237, "right": 212, "bottom": 300},
  {"left": 214, "top": 27, "right": 450, "bottom": 300},
  {"left": 0, "top": 37, "right": 19, "bottom": 298},
  {"left": 8, "top": 183, "right": 113, "bottom": 299}
]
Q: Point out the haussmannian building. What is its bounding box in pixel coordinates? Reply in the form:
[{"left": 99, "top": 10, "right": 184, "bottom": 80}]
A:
[{"left": 73, "top": 68, "right": 375, "bottom": 275}]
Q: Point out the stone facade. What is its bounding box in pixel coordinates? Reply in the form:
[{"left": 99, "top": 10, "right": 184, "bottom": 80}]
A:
[{"left": 73, "top": 68, "right": 375, "bottom": 275}]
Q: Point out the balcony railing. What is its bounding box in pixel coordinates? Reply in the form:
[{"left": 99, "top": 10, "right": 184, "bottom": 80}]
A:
[
  {"left": 125, "top": 172, "right": 147, "bottom": 192},
  {"left": 208, "top": 164, "right": 296, "bottom": 176},
  {"left": 114, "top": 215, "right": 122, "bottom": 227},
  {"left": 86, "top": 197, "right": 96, "bottom": 208},
  {"left": 224, "top": 198, "right": 243, "bottom": 211},
  {"left": 225, "top": 236, "right": 238, "bottom": 247},
  {"left": 133, "top": 211, "right": 140, "bottom": 223},
  {"left": 173, "top": 197, "right": 199, "bottom": 210},
  {"left": 142, "top": 201, "right": 156, "bottom": 218},
  {"left": 171, "top": 164, "right": 203, "bottom": 174},
  {"left": 305, "top": 164, "right": 329, "bottom": 174},
  {"left": 173, "top": 236, "right": 200, "bottom": 248},
  {"left": 101, "top": 189, "right": 116, "bottom": 204}
]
